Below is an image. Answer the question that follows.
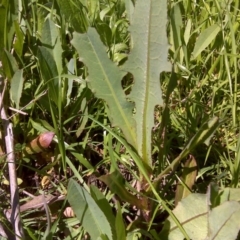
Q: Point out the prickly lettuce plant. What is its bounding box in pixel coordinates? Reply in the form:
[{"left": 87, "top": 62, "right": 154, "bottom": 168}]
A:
[
  {"left": 71, "top": 2, "right": 169, "bottom": 167},
  {"left": 70, "top": 0, "right": 219, "bottom": 227},
  {"left": 70, "top": 0, "right": 170, "bottom": 218}
]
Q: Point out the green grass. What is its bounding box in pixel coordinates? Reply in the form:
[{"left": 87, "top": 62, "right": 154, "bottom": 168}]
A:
[{"left": 0, "top": 0, "right": 240, "bottom": 239}]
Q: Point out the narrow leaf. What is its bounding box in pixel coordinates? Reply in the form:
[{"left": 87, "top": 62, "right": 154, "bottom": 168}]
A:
[
  {"left": 154, "top": 116, "right": 219, "bottom": 183},
  {"left": 179, "top": 116, "right": 219, "bottom": 159},
  {"left": 0, "top": 5, "right": 7, "bottom": 58},
  {"left": 56, "top": 0, "right": 88, "bottom": 33},
  {"left": 30, "top": 118, "right": 56, "bottom": 133},
  {"left": 175, "top": 156, "right": 197, "bottom": 206},
  {"left": 2, "top": 49, "right": 18, "bottom": 79},
  {"left": 67, "top": 179, "right": 113, "bottom": 240},
  {"left": 192, "top": 24, "right": 221, "bottom": 59},
  {"left": 66, "top": 58, "right": 75, "bottom": 106},
  {"left": 99, "top": 171, "right": 146, "bottom": 210},
  {"left": 170, "top": 3, "right": 183, "bottom": 52},
  {"left": 123, "top": 0, "right": 171, "bottom": 166},
  {"left": 37, "top": 46, "right": 58, "bottom": 104},
  {"left": 115, "top": 201, "right": 126, "bottom": 240},
  {"left": 13, "top": 20, "right": 24, "bottom": 56},
  {"left": 10, "top": 69, "right": 24, "bottom": 109}
]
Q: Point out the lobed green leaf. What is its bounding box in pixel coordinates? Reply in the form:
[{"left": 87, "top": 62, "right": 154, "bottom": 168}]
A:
[
  {"left": 123, "top": 0, "right": 171, "bottom": 167},
  {"left": 71, "top": 29, "right": 137, "bottom": 148}
]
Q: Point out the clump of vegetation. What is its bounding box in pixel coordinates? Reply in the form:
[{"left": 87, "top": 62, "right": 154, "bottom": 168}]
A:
[{"left": 0, "top": 0, "right": 240, "bottom": 239}]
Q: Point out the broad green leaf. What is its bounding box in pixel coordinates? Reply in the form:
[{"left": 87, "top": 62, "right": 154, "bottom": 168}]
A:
[
  {"left": 123, "top": 0, "right": 171, "bottom": 166},
  {"left": 41, "top": 18, "right": 62, "bottom": 74},
  {"left": 161, "top": 191, "right": 240, "bottom": 240},
  {"left": 71, "top": 29, "right": 137, "bottom": 148},
  {"left": 10, "top": 69, "right": 24, "bottom": 109},
  {"left": 90, "top": 185, "right": 116, "bottom": 239},
  {"left": 41, "top": 18, "right": 58, "bottom": 46},
  {"left": 207, "top": 201, "right": 240, "bottom": 240},
  {"left": 67, "top": 179, "right": 113, "bottom": 240},
  {"left": 37, "top": 2, "right": 52, "bottom": 35},
  {"left": 206, "top": 185, "right": 240, "bottom": 239},
  {"left": 192, "top": 24, "right": 221, "bottom": 59},
  {"left": 160, "top": 194, "right": 208, "bottom": 240},
  {"left": 30, "top": 118, "right": 56, "bottom": 133}
]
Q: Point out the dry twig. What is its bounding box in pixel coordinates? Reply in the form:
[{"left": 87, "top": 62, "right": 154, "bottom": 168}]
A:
[{"left": 0, "top": 76, "right": 24, "bottom": 239}]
